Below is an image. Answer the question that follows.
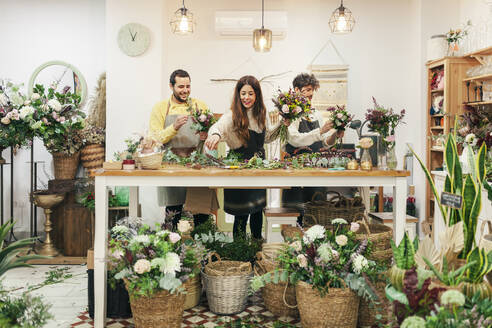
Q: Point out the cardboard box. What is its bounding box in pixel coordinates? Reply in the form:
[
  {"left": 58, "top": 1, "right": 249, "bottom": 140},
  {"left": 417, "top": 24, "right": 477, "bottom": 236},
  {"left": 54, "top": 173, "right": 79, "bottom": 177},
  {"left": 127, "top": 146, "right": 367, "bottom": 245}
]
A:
[{"left": 87, "top": 248, "right": 94, "bottom": 270}]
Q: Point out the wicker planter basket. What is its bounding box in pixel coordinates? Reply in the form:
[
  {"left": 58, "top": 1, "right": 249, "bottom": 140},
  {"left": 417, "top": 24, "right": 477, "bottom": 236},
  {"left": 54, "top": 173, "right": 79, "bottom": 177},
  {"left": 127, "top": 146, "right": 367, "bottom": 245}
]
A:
[
  {"left": 461, "top": 281, "right": 492, "bottom": 299},
  {"left": 261, "top": 242, "right": 286, "bottom": 261},
  {"left": 255, "top": 260, "right": 299, "bottom": 318},
  {"left": 202, "top": 253, "right": 253, "bottom": 314},
  {"left": 124, "top": 281, "right": 185, "bottom": 328},
  {"left": 355, "top": 220, "right": 393, "bottom": 251},
  {"left": 303, "top": 192, "right": 365, "bottom": 228},
  {"left": 281, "top": 226, "right": 304, "bottom": 241},
  {"left": 138, "top": 153, "right": 162, "bottom": 170},
  {"left": 52, "top": 151, "right": 80, "bottom": 180},
  {"left": 183, "top": 275, "right": 202, "bottom": 310},
  {"left": 80, "top": 144, "right": 105, "bottom": 170},
  {"left": 296, "top": 281, "right": 359, "bottom": 328},
  {"left": 103, "top": 161, "right": 123, "bottom": 170}
]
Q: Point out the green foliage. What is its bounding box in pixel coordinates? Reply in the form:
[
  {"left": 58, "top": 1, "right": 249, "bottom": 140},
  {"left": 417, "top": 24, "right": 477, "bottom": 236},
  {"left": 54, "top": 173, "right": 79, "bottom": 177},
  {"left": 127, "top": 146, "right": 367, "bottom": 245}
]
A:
[
  {"left": 423, "top": 256, "right": 475, "bottom": 286},
  {"left": 390, "top": 232, "right": 416, "bottom": 270},
  {"left": 0, "top": 290, "right": 53, "bottom": 328},
  {"left": 464, "top": 247, "right": 492, "bottom": 283},
  {"left": 190, "top": 216, "right": 217, "bottom": 238}
]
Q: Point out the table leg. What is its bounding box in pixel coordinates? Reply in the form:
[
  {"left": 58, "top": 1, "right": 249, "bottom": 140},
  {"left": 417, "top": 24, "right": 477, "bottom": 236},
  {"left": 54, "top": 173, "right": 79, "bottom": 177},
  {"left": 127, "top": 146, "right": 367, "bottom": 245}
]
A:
[
  {"left": 129, "top": 186, "right": 139, "bottom": 217},
  {"left": 393, "top": 177, "right": 407, "bottom": 244},
  {"left": 94, "top": 176, "right": 108, "bottom": 327}
]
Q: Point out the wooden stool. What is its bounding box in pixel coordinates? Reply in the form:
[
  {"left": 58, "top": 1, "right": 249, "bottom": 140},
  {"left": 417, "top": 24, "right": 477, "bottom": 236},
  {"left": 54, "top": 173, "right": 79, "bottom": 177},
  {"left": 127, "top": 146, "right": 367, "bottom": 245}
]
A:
[{"left": 264, "top": 207, "right": 300, "bottom": 243}]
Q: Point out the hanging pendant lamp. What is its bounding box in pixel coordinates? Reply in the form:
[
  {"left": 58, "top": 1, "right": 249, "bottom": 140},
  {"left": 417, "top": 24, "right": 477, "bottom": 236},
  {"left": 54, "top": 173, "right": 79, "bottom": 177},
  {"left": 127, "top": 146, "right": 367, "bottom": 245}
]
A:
[
  {"left": 170, "top": 0, "right": 195, "bottom": 35},
  {"left": 253, "top": 0, "right": 272, "bottom": 52},
  {"left": 328, "top": 0, "right": 355, "bottom": 34}
]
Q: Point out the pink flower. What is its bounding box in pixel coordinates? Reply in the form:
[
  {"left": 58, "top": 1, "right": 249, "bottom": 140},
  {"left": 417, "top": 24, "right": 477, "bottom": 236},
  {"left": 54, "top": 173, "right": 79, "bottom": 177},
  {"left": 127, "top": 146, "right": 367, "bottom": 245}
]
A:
[
  {"left": 52, "top": 112, "right": 58, "bottom": 119},
  {"left": 168, "top": 232, "right": 181, "bottom": 244},
  {"left": 59, "top": 116, "right": 65, "bottom": 123},
  {"left": 281, "top": 104, "right": 290, "bottom": 114},
  {"left": 294, "top": 106, "right": 302, "bottom": 114},
  {"left": 297, "top": 254, "right": 308, "bottom": 268},
  {"left": 385, "top": 135, "right": 395, "bottom": 143},
  {"left": 336, "top": 113, "right": 344, "bottom": 119},
  {"left": 42, "top": 118, "right": 48, "bottom": 124},
  {"left": 198, "top": 114, "right": 207, "bottom": 122},
  {"left": 350, "top": 222, "right": 360, "bottom": 232}
]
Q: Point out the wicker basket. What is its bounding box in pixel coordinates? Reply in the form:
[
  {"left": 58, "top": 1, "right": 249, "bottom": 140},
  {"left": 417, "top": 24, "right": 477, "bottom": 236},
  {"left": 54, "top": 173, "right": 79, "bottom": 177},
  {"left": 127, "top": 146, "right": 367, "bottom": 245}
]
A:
[
  {"left": 52, "top": 151, "right": 80, "bottom": 180},
  {"left": 281, "top": 226, "right": 304, "bottom": 241},
  {"left": 255, "top": 260, "right": 299, "bottom": 318},
  {"left": 355, "top": 218, "right": 392, "bottom": 250},
  {"left": 103, "top": 161, "right": 123, "bottom": 170},
  {"left": 296, "top": 281, "right": 359, "bottom": 328},
  {"left": 183, "top": 275, "right": 202, "bottom": 310},
  {"left": 138, "top": 153, "right": 162, "bottom": 170},
  {"left": 125, "top": 281, "right": 185, "bottom": 328},
  {"left": 461, "top": 281, "right": 492, "bottom": 299},
  {"left": 303, "top": 191, "right": 365, "bottom": 228},
  {"left": 358, "top": 280, "right": 390, "bottom": 327},
  {"left": 261, "top": 243, "right": 286, "bottom": 262},
  {"left": 80, "top": 144, "right": 105, "bottom": 170},
  {"left": 202, "top": 253, "right": 253, "bottom": 314}
]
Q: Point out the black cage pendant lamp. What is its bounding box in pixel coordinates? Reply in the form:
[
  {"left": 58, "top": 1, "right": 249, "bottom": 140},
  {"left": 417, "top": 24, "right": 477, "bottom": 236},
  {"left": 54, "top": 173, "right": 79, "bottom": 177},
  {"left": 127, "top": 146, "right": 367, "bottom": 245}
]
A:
[
  {"left": 170, "top": 0, "right": 195, "bottom": 35},
  {"left": 253, "top": 0, "right": 272, "bottom": 52},
  {"left": 328, "top": 0, "right": 355, "bottom": 34}
]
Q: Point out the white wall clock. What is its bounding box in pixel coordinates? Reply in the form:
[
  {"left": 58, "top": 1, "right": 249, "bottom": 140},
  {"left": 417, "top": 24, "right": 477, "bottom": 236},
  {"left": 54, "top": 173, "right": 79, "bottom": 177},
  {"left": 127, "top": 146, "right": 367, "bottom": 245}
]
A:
[{"left": 117, "top": 23, "right": 151, "bottom": 57}]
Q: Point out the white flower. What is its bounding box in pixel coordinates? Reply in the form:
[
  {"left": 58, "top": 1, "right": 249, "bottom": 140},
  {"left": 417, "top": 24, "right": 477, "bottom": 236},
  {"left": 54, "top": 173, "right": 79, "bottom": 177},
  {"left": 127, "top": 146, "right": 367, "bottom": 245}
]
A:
[
  {"left": 297, "top": 254, "right": 308, "bottom": 268},
  {"left": 168, "top": 232, "right": 181, "bottom": 244},
  {"left": 336, "top": 113, "right": 344, "bottom": 119},
  {"left": 151, "top": 258, "right": 166, "bottom": 271},
  {"left": 350, "top": 222, "right": 360, "bottom": 232},
  {"left": 331, "top": 249, "right": 339, "bottom": 259},
  {"left": 465, "top": 133, "right": 477, "bottom": 146},
  {"left": 111, "top": 225, "right": 129, "bottom": 235},
  {"left": 401, "top": 316, "right": 425, "bottom": 328},
  {"left": 31, "top": 93, "right": 40, "bottom": 100},
  {"left": 59, "top": 116, "right": 65, "bottom": 123},
  {"left": 0, "top": 94, "right": 8, "bottom": 106},
  {"left": 10, "top": 93, "right": 23, "bottom": 106},
  {"left": 134, "top": 259, "right": 151, "bottom": 274},
  {"left": 1, "top": 117, "right": 10, "bottom": 125},
  {"left": 359, "top": 137, "right": 374, "bottom": 149},
  {"left": 110, "top": 249, "right": 124, "bottom": 259},
  {"left": 177, "top": 220, "right": 192, "bottom": 233},
  {"left": 162, "top": 252, "right": 181, "bottom": 275},
  {"left": 335, "top": 234, "right": 348, "bottom": 246},
  {"left": 156, "top": 230, "right": 168, "bottom": 237},
  {"left": 318, "top": 243, "right": 333, "bottom": 262},
  {"left": 290, "top": 240, "right": 302, "bottom": 252},
  {"left": 332, "top": 218, "right": 348, "bottom": 225},
  {"left": 131, "top": 235, "right": 150, "bottom": 246},
  {"left": 441, "top": 290, "right": 465, "bottom": 306},
  {"left": 10, "top": 110, "right": 19, "bottom": 120},
  {"left": 47, "top": 99, "right": 62, "bottom": 112},
  {"left": 41, "top": 104, "right": 49, "bottom": 111},
  {"left": 198, "top": 114, "right": 207, "bottom": 122},
  {"left": 303, "top": 225, "right": 325, "bottom": 243},
  {"left": 19, "top": 106, "right": 34, "bottom": 120},
  {"left": 281, "top": 104, "right": 290, "bottom": 114},
  {"left": 294, "top": 106, "right": 302, "bottom": 114},
  {"left": 352, "top": 254, "right": 369, "bottom": 274}
]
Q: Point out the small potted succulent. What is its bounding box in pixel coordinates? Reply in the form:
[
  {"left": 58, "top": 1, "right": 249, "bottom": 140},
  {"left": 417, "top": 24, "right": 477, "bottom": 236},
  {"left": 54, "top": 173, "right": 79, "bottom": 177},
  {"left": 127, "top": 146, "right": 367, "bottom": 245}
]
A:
[{"left": 121, "top": 137, "right": 139, "bottom": 170}]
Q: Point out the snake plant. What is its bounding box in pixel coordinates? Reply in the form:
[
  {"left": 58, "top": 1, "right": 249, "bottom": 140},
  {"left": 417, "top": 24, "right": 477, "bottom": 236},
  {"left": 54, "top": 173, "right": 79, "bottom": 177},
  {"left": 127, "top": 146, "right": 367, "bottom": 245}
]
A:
[{"left": 423, "top": 256, "right": 475, "bottom": 286}]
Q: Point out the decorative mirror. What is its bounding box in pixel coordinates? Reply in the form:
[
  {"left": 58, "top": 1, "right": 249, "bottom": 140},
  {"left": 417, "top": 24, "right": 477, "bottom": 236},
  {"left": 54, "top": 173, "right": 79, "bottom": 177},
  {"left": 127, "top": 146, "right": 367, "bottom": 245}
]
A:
[{"left": 28, "top": 61, "right": 88, "bottom": 106}]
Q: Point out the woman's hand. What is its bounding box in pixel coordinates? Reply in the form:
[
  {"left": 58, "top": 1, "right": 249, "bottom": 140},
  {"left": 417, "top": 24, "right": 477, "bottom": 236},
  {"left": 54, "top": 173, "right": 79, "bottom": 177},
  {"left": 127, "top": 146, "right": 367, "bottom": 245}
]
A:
[
  {"left": 205, "top": 134, "right": 220, "bottom": 150},
  {"left": 282, "top": 118, "right": 291, "bottom": 127},
  {"left": 199, "top": 131, "right": 208, "bottom": 141}
]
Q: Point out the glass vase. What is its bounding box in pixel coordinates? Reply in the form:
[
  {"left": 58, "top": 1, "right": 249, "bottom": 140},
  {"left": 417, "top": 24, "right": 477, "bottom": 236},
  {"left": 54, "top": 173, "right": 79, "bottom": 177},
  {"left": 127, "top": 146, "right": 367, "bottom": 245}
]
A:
[
  {"left": 360, "top": 148, "right": 373, "bottom": 171},
  {"left": 387, "top": 146, "right": 397, "bottom": 170},
  {"left": 377, "top": 136, "right": 388, "bottom": 170}
]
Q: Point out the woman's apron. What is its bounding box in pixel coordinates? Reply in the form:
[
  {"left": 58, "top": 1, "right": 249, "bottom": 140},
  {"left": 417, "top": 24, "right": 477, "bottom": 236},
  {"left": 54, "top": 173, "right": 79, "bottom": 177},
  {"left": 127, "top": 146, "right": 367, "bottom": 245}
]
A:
[
  {"left": 282, "top": 118, "right": 326, "bottom": 210},
  {"left": 224, "top": 130, "right": 266, "bottom": 216},
  {"left": 157, "top": 101, "right": 201, "bottom": 207}
]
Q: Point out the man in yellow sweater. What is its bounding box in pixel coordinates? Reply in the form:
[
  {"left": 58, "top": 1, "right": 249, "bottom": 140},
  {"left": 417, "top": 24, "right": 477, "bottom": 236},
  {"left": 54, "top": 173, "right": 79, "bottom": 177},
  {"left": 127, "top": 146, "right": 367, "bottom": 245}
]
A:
[{"left": 149, "top": 69, "right": 213, "bottom": 228}]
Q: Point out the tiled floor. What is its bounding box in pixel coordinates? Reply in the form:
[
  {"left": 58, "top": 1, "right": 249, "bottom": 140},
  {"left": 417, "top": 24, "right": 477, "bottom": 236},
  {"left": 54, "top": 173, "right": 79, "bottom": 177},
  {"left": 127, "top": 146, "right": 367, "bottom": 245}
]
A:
[{"left": 3, "top": 265, "right": 300, "bottom": 327}]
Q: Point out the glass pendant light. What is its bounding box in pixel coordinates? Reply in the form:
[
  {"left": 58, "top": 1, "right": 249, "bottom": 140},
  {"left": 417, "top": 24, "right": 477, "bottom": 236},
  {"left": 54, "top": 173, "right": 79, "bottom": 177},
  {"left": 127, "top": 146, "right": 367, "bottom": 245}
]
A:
[
  {"left": 328, "top": 0, "right": 355, "bottom": 34},
  {"left": 170, "top": 0, "right": 195, "bottom": 35},
  {"left": 253, "top": 0, "right": 272, "bottom": 52}
]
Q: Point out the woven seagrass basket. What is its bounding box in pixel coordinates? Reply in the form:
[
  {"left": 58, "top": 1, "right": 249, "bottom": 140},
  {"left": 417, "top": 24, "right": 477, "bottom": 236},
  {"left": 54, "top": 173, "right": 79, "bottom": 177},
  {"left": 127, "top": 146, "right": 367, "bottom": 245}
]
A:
[
  {"left": 183, "top": 275, "right": 202, "bottom": 310},
  {"left": 52, "top": 151, "right": 80, "bottom": 180},
  {"left": 138, "top": 153, "right": 162, "bottom": 170}
]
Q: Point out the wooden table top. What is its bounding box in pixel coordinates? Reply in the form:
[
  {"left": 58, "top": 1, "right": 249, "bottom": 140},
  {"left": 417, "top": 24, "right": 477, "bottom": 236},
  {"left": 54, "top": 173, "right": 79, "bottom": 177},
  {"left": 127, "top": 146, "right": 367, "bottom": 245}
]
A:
[{"left": 94, "top": 165, "right": 410, "bottom": 177}]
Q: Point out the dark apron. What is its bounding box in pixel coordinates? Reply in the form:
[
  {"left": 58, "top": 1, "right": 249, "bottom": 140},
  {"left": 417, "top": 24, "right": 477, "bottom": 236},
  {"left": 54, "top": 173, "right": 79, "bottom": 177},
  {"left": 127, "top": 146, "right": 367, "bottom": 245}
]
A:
[
  {"left": 283, "top": 118, "right": 326, "bottom": 210},
  {"left": 224, "top": 130, "right": 266, "bottom": 215}
]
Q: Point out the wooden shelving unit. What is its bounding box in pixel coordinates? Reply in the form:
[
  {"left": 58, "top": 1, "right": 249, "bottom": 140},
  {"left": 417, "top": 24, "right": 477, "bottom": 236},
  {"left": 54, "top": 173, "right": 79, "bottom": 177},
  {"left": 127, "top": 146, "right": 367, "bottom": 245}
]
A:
[{"left": 425, "top": 56, "right": 474, "bottom": 228}]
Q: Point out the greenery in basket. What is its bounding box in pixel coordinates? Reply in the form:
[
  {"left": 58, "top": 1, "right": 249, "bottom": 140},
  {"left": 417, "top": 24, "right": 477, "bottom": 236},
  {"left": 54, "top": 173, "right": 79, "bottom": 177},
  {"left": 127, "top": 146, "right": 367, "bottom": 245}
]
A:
[
  {"left": 252, "top": 220, "right": 377, "bottom": 300},
  {"left": 391, "top": 232, "right": 417, "bottom": 270},
  {"left": 108, "top": 222, "right": 201, "bottom": 298},
  {"left": 409, "top": 128, "right": 491, "bottom": 259},
  {"left": 462, "top": 247, "right": 492, "bottom": 284},
  {"left": 30, "top": 84, "right": 85, "bottom": 155},
  {"left": 423, "top": 256, "right": 476, "bottom": 286},
  {"left": 0, "top": 80, "right": 34, "bottom": 151},
  {"left": 79, "top": 124, "right": 105, "bottom": 145}
]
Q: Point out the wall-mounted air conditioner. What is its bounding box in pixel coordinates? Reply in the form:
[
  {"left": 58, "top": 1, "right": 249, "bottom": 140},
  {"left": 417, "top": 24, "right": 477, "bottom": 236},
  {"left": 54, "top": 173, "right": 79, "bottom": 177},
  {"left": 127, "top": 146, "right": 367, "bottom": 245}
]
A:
[{"left": 215, "top": 11, "right": 287, "bottom": 38}]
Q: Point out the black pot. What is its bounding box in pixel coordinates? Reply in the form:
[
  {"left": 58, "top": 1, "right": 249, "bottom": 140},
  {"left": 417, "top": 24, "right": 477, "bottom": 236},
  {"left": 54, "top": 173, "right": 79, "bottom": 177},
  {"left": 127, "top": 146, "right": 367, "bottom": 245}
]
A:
[{"left": 87, "top": 269, "right": 132, "bottom": 319}]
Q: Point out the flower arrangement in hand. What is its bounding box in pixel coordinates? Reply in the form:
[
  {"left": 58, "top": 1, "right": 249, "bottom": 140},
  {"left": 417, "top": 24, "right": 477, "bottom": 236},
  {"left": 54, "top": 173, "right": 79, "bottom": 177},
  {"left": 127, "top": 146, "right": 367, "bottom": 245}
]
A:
[
  {"left": 272, "top": 88, "right": 312, "bottom": 143},
  {"left": 109, "top": 223, "right": 200, "bottom": 298},
  {"left": 326, "top": 105, "right": 353, "bottom": 131},
  {"left": 188, "top": 101, "right": 217, "bottom": 133},
  {"left": 365, "top": 97, "right": 405, "bottom": 148},
  {"left": 252, "top": 220, "right": 377, "bottom": 300},
  {"left": 0, "top": 80, "right": 35, "bottom": 152},
  {"left": 30, "top": 84, "right": 85, "bottom": 155}
]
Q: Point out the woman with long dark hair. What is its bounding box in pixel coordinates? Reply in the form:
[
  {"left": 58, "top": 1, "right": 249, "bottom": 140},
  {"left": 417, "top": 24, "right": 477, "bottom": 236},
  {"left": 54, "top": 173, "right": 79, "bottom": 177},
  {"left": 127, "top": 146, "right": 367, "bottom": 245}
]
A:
[{"left": 205, "top": 75, "right": 286, "bottom": 239}]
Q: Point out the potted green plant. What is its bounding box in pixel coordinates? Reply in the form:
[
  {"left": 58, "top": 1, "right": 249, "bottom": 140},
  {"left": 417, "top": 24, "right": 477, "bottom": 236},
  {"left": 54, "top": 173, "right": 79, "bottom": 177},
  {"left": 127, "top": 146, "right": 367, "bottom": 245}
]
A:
[
  {"left": 461, "top": 247, "right": 492, "bottom": 299},
  {"left": 388, "top": 232, "right": 417, "bottom": 291},
  {"left": 121, "top": 137, "right": 139, "bottom": 170}
]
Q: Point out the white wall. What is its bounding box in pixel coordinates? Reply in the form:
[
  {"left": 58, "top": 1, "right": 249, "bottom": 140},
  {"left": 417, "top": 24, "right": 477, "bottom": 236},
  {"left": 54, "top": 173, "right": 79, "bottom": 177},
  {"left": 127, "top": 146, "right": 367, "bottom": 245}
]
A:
[
  {"left": 460, "top": 0, "right": 492, "bottom": 24},
  {"left": 0, "top": 0, "right": 105, "bottom": 233}
]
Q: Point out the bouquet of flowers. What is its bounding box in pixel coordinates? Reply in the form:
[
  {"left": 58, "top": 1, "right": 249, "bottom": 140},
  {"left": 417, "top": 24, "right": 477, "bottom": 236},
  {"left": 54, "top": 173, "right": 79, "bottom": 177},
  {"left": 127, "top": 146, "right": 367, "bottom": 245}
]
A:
[
  {"left": 109, "top": 223, "right": 201, "bottom": 297},
  {"left": 272, "top": 88, "right": 312, "bottom": 142},
  {"left": 252, "top": 220, "right": 377, "bottom": 299},
  {"left": 29, "top": 83, "right": 85, "bottom": 155},
  {"left": 188, "top": 101, "right": 217, "bottom": 133},
  {"left": 327, "top": 105, "right": 354, "bottom": 131},
  {"left": 446, "top": 20, "right": 472, "bottom": 46},
  {"left": 0, "top": 80, "right": 35, "bottom": 154},
  {"left": 365, "top": 97, "right": 405, "bottom": 148}
]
